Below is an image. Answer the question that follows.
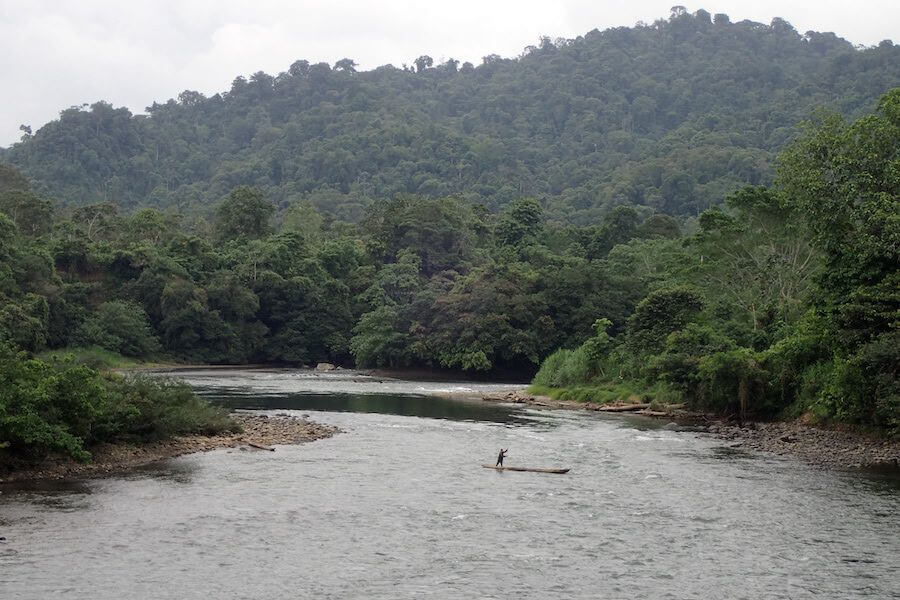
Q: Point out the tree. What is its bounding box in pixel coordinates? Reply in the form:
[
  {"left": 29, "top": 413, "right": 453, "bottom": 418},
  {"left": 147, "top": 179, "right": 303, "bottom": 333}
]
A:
[
  {"left": 626, "top": 286, "right": 704, "bottom": 354},
  {"left": 414, "top": 55, "right": 433, "bottom": 73},
  {"left": 5, "top": 16, "right": 899, "bottom": 221},
  {"left": 282, "top": 199, "right": 324, "bottom": 241},
  {"left": 73, "top": 301, "right": 161, "bottom": 357},
  {"left": 214, "top": 187, "right": 275, "bottom": 241},
  {"left": 638, "top": 214, "right": 680, "bottom": 239},
  {"left": 690, "top": 187, "right": 818, "bottom": 331},
  {"left": 0, "top": 165, "right": 51, "bottom": 236},
  {"left": 364, "top": 196, "right": 478, "bottom": 277},
  {"left": 0, "top": 293, "right": 49, "bottom": 352},
  {"left": 778, "top": 89, "right": 900, "bottom": 348},
  {"left": 334, "top": 58, "right": 357, "bottom": 73},
  {"left": 495, "top": 198, "right": 543, "bottom": 247}
]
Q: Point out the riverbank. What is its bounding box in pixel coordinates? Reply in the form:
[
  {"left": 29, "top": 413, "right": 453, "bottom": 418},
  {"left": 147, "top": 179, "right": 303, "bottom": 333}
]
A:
[
  {"left": 484, "top": 390, "right": 900, "bottom": 470},
  {"left": 0, "top": 413, "right": 339, "bottom": 484}
]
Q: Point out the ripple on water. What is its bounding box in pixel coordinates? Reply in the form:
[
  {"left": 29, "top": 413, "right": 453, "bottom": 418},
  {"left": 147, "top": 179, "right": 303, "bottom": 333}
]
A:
[{"left": 1, "top": 370, "right": 899, "bottom": 600}]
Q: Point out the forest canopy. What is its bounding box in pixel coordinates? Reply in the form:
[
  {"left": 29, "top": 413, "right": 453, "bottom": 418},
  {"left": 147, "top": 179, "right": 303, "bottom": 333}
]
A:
[{"left": 3, "top": 9, "right": 899, "bottom": 223}]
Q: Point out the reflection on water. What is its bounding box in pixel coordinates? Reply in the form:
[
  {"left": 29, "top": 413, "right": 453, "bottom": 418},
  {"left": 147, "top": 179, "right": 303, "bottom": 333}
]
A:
[
  {"left": 203, "top": 390, "right": 530, "bottom": 424},
  {"left": 1, "top": 368, "right": 899, "bottom": 600},
  {"left": 156, "top": 367, "right": 526, "bottom": 401}
]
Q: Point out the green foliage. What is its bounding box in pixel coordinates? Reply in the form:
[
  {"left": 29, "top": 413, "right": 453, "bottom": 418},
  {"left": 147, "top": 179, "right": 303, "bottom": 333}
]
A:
[
  {"left": 779, "top": 89, "right": 899, "bottom": 348},
  {"left": 0, "top": 344, "right": 237, "bottom": 463},
  {"left": 695, "top": 348, "right": 766, "bottom": 415},
  {"left": 496, "top": 198, "right": 543, "bottom": 247},
  {"left": 690, "top": 186, "right": 819, "bottom": 332},
  {"left": 350, "top": 305, "right": 412, "bottom": 368},
  {"left": 0, "top": 39, "right": 896, "bottom": 434},
  {"left": 6, "top": 13, "right": 899, "bottom": 223},
  {"left": 0, "top": 292, "right": 49, "bottom": 352},
  {"left": 533, "top": 318, "right": 616, "bottom": 387},
  {"left": 528, "top": 381, "right": 681, "bottom": 406},
  {"left": 532, "top": 348, "right": 593, "bottom": 388},
  {"left": 626, "top": 287, "right": 704, "bottom": 354},
  {"left": 39, "top": 346, "right": 142, "bottom": 370},
  {"left": 215, "top": 186, "right": 275, "bottom": 241},
  {"left": 651, "top": 323, "right": 736, "bottom": 396},
  {"left": 0, "top": 345, "right": 98, "bottom": 460},
  {"left": 529, "top": 89, "right": 899, "bottom": 430},
  {"left": 74, "top": 301, "right": 161, "bottom": 357},
  {"left": 103, "top": 375, "right": 238, "bottom": 441}
]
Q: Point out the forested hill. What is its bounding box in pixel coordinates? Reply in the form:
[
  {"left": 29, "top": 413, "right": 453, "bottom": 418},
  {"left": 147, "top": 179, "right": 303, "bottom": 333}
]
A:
[{"left": 4, "top": 8, "right": 900, "bottom": 222}]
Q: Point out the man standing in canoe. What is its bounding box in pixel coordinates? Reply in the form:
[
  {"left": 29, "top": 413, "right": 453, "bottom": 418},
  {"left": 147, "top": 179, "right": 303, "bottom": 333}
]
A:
[{"left": 496, "top": 448, "right": 508, "bottom": 467}]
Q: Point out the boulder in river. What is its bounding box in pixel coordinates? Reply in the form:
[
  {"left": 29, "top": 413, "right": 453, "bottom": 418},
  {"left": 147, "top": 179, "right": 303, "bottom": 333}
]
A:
[{"left": 315, "top": 362, "right": 337, "bottom": 371}]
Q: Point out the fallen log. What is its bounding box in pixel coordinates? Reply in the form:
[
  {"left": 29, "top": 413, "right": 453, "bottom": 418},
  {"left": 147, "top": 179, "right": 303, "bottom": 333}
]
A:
[
  {"left": 246, "top": 442, "right": 275, "bottom": 451},
  {"left": 482, "top": 395, "right": 507, "bottom": 403},
  {"left": 637, "top": 410, "right": 670, "bottom": 417},
  {"left": 598, "top": 403, "right": 651, "bottom": 412}
]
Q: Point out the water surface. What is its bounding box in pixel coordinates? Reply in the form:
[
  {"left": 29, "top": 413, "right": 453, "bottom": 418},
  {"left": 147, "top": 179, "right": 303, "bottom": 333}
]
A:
[{"left": 1, "top": 369, "right": 898, "bottom": 599}]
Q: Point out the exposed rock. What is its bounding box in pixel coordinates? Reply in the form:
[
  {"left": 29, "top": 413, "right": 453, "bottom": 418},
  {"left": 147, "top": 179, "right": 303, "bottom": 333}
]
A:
[
  {"left": 315, "top": 362, "right": 337, "bottom": 371},
  {"left": 704, "top": 421, "right": 900, "bottom": 470}
]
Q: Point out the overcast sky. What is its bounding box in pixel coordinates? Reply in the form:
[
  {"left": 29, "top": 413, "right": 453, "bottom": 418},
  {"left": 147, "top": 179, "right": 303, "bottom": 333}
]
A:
[{"left": 1, "top": 0, "right": 898, "bottom": 147}]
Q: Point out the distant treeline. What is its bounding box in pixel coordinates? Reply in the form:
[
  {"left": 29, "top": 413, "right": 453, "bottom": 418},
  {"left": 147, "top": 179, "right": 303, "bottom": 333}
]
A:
[{"left": 3, "top": 8, "right": 899, "bottom": 223}]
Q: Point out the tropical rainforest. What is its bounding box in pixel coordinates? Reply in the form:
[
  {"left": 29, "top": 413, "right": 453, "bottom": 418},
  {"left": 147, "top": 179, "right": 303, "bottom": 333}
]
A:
[
  {"left": 3, "top": 8, "right": 899, "bottom": 223},
  {"left": 0, "top": 8, "right": 898, "bottom": 461}
]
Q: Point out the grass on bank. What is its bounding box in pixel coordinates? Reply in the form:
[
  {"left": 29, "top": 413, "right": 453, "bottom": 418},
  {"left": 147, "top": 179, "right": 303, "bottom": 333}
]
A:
[
  {"left": 528, "top": 381, "right": 684, "bottom": 408},
  {"left": 38, "top": 346, "right": 149, "bottom": 370}
]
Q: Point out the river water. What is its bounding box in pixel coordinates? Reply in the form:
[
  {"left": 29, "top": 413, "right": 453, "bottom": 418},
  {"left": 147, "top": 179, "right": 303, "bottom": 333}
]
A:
[{"left": 1, "top": 369, "right": 898, "bottom": 599}]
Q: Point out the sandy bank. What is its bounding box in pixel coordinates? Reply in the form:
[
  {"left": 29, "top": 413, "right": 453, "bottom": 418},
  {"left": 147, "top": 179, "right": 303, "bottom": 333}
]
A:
[{"left": 0, "top": 413, "right": 339, "bottom": 484}]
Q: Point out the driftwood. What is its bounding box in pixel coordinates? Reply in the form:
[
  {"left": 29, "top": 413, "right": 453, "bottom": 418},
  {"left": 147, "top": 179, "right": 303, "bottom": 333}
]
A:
[
  {"left": 246, "top": 442, "right": 275, "bottom": 451},
  {"left": 482, "top": 465, "right": 570, "bottom": 474},
  {"left": 637, "top": 410, "right": 670, "bottom": 417},
  {"left": 598, "top": 403, "right": 651, "bottom": 412}
]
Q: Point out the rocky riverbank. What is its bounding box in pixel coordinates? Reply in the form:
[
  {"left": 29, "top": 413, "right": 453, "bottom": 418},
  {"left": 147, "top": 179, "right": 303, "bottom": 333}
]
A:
[
  {"left": 709, "top": 421, "right": 899, "bottom": 470},
  {"left": 0, "top": 413, "right": 339, "bottom": 484},
  {"left": 484, "top": 390, "right": 900, "bottom": 470}
]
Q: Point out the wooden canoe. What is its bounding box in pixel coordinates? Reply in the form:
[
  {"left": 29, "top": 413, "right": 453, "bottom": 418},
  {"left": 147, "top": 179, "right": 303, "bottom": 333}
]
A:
[{"left": 482, "top": 465, "right": 570, "bottom": 474}]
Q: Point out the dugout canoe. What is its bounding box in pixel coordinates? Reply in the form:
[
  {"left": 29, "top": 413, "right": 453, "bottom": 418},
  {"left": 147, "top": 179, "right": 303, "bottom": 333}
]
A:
[{"left": 482, "top": 465, "right": 570, "bottom": 474}]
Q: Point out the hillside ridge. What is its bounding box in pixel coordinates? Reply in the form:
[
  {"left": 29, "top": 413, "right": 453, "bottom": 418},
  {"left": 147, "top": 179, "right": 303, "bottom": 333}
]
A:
[{"left": 3, "top": 8, "right": 900, "bottom": 222}]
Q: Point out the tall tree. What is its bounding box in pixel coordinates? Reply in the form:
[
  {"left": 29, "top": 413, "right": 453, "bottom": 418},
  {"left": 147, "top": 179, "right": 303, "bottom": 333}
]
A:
[{"left": 214, "top": 187, "right": 275, "bottom": 241}]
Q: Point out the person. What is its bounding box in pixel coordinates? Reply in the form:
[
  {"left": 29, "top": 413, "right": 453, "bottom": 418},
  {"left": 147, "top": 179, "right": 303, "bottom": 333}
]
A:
[{"left": 496, "top": 448, "right": 508, "bottom": 467}]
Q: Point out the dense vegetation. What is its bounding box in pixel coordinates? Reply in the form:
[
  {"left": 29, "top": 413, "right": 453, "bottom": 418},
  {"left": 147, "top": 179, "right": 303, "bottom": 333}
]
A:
[
  {"left": 0, "top": 9, "right": 897, "bottom": 464},
  {"left": 533, "top": 90, "right": 899, "bottom": 431},
  {"left": 0, "top": 345, "right": 237, "bottom": 462},
  {"left": 0, "top": 158, "right": 656, "bottom": 372},
  {"left": 3, "top": 8, "right": 899, "bottom": 224},
  {"left": 1, "top": 89, "right": 896, "bottom": 437}
]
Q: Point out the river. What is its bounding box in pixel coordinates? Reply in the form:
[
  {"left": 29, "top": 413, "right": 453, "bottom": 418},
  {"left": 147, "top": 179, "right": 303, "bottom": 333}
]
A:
[{"left": 1, "top": 369, "right": 898, "bottom": 599}]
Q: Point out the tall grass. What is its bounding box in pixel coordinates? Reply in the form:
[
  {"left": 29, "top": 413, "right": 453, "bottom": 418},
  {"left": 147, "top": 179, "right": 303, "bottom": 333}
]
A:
[
  {"left": 38, "top": 346, "right": 143, "bottom": 370},
  {"left": 529, "top": 381, "right": 682, "bottom": 405}
]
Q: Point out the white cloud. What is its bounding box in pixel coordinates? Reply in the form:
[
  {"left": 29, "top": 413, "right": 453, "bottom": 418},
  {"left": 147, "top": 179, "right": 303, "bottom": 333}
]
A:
[{"left": 1, "top": 0, "right": 898, "bottom": 146}]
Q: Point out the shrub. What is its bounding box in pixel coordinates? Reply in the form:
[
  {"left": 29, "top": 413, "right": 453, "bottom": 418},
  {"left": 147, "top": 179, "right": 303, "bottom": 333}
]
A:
[
  {"left": 0, "top": 345, "right": 237, "bottom": 463},
  {"left": 696, "top": 348, "right": 768, "bottom": 417},
  {"left": 532, "top": 347, "right": 597, "bottom": 388},
  {"left": 104, "top": 375, "right": 239, "bottom": 441},
  {"left": 73, "top": 300, "right": 161, "bottom": 358}
]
